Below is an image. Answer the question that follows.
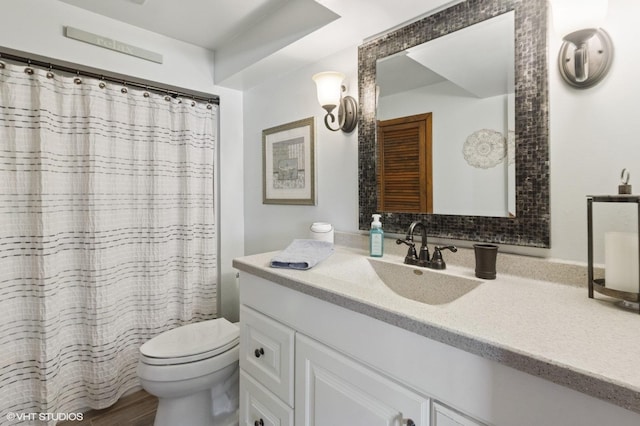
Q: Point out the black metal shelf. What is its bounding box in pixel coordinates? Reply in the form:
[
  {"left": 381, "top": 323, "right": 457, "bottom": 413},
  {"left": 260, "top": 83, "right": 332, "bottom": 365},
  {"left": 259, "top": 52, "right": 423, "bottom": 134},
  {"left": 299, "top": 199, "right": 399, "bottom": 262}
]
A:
[{"left": 588, "top": 195, "right": 640, "bottom": 203}]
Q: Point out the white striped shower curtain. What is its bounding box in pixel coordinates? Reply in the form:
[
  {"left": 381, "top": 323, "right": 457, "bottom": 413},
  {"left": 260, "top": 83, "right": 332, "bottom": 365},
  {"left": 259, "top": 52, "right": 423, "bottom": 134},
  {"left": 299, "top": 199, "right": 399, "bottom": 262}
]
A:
[{"left": 0, "top": 61, "right": 218, "bottom": 425}]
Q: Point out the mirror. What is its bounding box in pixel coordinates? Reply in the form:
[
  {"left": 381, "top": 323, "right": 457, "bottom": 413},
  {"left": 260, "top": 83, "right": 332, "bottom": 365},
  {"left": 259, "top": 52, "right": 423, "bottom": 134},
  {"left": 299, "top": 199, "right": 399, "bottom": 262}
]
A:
[
  {"left": 358, "top": 0, "right": 550, "bottom": 247},
  {"left": 376, "top": 11, "right": 515, "bottom": 217}
]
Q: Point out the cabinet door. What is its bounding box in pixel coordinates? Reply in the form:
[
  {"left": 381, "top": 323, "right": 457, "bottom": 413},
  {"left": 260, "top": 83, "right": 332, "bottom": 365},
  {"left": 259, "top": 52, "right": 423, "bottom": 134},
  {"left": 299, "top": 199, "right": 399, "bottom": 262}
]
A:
[
  {"left": 295, "top": 334, "right": 429, "bottom": 426},
  {"left": 432, "top": 402, "right": 485, "bottom": 426},
  {"left": 240, "top": 370, "right": 293, "bottom": 426},
  {"left": 240, "top": 305, "right": 295, "bottom": 406}
]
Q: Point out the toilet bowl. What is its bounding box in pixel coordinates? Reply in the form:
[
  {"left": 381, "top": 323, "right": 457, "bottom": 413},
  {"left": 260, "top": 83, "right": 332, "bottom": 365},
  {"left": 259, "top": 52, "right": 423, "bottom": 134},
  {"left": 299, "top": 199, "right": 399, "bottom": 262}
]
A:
[{"left": 137, "top": 318, "right": 240, "bottom": 426}]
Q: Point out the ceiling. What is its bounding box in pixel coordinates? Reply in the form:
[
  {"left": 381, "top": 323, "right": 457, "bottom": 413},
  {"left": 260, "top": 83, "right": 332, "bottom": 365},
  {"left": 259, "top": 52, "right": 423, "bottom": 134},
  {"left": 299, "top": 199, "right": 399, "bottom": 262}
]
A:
[{"left": 56, "top": 0, "right": 460, "bottom": 90}]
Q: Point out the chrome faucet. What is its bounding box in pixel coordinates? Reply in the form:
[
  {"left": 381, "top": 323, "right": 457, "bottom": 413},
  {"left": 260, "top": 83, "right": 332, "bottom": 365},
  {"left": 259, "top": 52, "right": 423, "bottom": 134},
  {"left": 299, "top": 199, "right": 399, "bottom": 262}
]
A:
[{"left": 396, "top": 220, "right": 457, "bottom": 269}]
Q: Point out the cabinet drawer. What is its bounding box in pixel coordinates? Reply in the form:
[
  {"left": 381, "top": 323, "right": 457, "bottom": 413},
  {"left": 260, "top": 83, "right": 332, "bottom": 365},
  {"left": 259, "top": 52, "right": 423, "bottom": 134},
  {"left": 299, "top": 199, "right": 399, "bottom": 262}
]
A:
[
  {"left": 240, "top": 304, "right": 295, "bottom": 406},
  {"left": 240, "top": 370, "right": 294, "bottom": 426}
]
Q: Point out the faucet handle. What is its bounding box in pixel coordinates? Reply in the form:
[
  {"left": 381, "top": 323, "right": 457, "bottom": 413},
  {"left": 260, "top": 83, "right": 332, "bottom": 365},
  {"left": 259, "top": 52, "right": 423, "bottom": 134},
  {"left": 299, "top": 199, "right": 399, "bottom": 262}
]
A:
[
  {"left": 435, "top": 245, "right": 457, "bottom": 253},
  {"left": 430, "top": 245, "right": 457, "bottom": 270},
  {"left": 396, "top": 239, "right": 418, "bottom": 265},
  {"left": 396, "top": 238, "right": 412, "bottom": 246}
]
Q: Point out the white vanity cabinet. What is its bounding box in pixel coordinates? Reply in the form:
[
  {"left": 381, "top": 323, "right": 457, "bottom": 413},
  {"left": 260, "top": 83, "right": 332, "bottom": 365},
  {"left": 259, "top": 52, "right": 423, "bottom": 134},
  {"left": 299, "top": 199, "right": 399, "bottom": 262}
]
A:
[
  {"left": 239, "top": 302, "right": 429, "bottom": 426},
  {"left": 238, "top": 273, "right": 480, "bottom": 426},
  {"left": 236, "top": 270, "right": 640, "bottom": 426}
]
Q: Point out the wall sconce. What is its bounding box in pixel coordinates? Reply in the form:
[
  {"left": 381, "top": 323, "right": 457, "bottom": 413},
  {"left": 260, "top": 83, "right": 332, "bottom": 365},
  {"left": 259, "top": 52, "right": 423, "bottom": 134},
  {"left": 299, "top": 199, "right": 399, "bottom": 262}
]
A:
[
  {"left": 312, "top": 71, "right": 358, "bottom": 132},
  {"left": 550, "top": 0, "right": 613, "bottom": 88}
]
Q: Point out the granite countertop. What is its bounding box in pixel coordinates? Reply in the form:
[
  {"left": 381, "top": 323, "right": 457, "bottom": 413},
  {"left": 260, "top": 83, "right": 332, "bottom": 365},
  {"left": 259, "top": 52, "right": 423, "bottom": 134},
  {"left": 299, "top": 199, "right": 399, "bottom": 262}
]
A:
[{"left": 232, "top": 244, "right": 640, "bottom": 415}]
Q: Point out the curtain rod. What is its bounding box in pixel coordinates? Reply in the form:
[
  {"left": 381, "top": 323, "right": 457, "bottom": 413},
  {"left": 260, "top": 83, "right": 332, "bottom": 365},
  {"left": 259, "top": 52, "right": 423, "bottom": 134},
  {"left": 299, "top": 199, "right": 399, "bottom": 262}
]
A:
[{"left": 0, "top": 48, "right": 220, "bottom": 105}]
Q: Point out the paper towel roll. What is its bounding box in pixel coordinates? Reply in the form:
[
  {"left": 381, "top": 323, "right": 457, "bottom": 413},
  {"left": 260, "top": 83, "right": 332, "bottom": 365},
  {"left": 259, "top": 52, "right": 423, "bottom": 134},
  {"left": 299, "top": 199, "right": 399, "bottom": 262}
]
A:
[{"left": 605, "top": 232, "right": 639, "bottom": 293}]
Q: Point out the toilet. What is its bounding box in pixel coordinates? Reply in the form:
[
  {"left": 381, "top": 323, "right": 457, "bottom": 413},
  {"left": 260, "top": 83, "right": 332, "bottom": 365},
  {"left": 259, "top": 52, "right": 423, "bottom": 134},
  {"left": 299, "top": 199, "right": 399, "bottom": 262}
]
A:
[{"left": 137, "top": 318, "right": 240, "bottom": 426}]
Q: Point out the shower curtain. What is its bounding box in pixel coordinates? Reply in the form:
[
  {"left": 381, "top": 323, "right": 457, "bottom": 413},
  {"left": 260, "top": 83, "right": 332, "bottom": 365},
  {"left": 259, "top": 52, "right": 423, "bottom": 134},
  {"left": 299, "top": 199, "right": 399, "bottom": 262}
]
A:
[{"left": 0, "top": 61, "right": 218, "bottom": 424}]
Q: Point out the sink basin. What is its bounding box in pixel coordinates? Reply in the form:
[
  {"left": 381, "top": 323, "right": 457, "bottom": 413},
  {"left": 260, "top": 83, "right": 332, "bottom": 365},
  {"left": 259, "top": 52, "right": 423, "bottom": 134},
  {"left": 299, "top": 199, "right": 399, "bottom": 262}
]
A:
[{"left": 368, "top": 258, "right": 482, "bottom": 305}]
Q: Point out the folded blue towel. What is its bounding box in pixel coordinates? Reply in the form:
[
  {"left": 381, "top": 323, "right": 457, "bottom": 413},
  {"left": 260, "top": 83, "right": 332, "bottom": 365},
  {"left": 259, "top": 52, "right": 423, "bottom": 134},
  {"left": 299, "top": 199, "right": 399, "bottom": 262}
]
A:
[{"left": 270, "top": 239, "right": 334, "bottom": 270}]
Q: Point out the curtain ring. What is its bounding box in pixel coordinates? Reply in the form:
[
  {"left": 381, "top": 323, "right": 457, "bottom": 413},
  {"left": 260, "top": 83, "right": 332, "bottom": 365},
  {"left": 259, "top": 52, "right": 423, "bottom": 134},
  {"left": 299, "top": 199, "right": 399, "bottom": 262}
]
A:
[
  {"left": 98, "top": 76, "right": 106, "bottom": 89},
  {"left": 121, "top": 81, "right": 128, "bottom": 94},
  {"left": 24, "top": 59, "right": 34, "bottom": 75},
  {"left": 206, "top": 104, "right": 213, "bottom": 110},
  {"left": 74, "top": 71, "right": 81, "bottom": 85},
  {"left": 143, "top": 87, "right": 150, "bottom": 98},
  {"left": 191, "top": 100, "right": 196, "bottom": 107},
  {"left": 164, "top": 91, "right": 171, "bottom": 101},
  {"left": 46, "top": 64, "right": 54, "bottom": 79},
  {"left": 0, "top": 62, "right": 5, "bottom": 70}
]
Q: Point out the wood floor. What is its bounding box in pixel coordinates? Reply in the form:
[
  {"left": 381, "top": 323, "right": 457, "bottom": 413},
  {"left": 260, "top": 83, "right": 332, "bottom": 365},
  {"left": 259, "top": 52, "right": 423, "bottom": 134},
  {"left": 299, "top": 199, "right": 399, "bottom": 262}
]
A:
[{"left": 57, "top": 390, "right": 157, "bottom": 426}]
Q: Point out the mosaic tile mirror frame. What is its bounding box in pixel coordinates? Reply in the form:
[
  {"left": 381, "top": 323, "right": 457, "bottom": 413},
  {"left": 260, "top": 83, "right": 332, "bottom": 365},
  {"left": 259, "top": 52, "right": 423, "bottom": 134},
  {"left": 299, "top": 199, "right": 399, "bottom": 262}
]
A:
[{"left": 358, "top": 0, "right": 550, "bottom": 248}]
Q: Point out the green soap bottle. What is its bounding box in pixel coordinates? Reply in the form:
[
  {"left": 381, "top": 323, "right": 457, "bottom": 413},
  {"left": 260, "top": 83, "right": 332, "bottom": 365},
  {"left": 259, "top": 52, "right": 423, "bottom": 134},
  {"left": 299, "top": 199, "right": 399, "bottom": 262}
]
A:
[{"left": 370, "top": 214, "right": 384, "bottom": 257}]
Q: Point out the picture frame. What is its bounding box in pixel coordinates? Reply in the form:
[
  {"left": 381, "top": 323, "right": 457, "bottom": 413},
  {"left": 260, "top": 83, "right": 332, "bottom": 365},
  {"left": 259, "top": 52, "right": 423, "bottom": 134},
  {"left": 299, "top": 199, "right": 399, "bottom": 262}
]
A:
[{"left": 262, "top": 117, "right": 316, "bottom": 205}]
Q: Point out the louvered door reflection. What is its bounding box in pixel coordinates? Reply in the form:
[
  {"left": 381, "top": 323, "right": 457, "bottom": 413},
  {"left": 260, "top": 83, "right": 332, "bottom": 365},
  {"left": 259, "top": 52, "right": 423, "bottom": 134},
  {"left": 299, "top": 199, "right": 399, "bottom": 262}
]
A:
[{"left": 377, "top": 113, "right": 432, "bottom": 213}]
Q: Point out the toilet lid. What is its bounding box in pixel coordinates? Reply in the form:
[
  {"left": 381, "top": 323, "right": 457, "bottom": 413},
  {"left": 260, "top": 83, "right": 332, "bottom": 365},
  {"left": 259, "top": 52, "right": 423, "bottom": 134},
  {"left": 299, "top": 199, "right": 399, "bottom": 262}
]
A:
[{"left": 140, "top": 318, "right": 239, "bottom": 362}]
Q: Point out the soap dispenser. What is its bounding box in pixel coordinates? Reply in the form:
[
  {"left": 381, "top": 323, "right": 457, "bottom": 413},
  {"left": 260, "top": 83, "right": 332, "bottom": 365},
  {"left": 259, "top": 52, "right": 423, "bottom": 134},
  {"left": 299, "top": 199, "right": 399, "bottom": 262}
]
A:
[{"left": 370, "top": 214, "right": 384, "bottom": 257}]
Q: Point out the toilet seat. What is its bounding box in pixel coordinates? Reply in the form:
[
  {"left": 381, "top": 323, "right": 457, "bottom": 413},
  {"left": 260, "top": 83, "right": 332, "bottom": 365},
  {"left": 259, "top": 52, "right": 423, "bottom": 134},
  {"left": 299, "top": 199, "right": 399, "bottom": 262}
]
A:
[{"left": 140, "top": 318, "right": 239, "bottom": 366}]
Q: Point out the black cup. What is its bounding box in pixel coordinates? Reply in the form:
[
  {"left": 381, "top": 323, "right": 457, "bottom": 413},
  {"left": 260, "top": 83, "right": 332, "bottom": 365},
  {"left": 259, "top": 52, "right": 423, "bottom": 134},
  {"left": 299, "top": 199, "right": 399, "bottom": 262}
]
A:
[{"left": 474, "top": 244, "right": 498, "bottom": 279}]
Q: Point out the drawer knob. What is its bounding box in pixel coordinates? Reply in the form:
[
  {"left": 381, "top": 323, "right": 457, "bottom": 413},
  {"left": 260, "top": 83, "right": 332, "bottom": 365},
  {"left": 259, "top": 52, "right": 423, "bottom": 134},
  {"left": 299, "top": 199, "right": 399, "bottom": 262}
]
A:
[
  {"left": 254, "top": 419, "right": 264, "bottom": 426},
  {"left": 254, "top": 347, "right": 265, "bottom": 358}
]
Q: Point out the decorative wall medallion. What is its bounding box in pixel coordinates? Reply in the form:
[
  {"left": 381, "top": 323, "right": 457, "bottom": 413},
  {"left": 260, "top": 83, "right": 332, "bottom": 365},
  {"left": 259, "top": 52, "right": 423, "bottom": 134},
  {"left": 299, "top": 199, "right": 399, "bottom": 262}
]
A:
[{"left": 462, "top": 129, "right": 505, "bottom": 169}]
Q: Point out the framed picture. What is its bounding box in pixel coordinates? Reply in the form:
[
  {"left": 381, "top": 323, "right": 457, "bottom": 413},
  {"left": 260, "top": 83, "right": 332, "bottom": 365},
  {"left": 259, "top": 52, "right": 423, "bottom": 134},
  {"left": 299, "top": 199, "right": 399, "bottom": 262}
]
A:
[{"left": 263, "top": 117, "right": 316, "bottom": 205}]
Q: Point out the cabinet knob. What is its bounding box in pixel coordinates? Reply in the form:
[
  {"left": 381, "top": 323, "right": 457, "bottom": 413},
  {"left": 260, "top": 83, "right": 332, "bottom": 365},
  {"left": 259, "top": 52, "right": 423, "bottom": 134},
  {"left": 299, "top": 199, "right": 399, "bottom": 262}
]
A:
[
  {"left": 254, "top": 419, "right": 264, "bottom": 426},
  {"left": 254, "top": 347, "right": 265, "bottom": 358}
]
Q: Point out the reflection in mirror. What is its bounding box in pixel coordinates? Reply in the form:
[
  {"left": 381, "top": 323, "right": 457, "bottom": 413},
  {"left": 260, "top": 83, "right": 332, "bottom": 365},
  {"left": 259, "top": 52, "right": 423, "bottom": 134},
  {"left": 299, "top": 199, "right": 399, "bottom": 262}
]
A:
[
  {"left": 358, "top": 0, "right": 550, "bottom": 247},
  {"left": 376, "top": 12, "right": 515, "bottom": 217},
  {"left": 377, "top": 113, "right": 433, "bottom": 213}
]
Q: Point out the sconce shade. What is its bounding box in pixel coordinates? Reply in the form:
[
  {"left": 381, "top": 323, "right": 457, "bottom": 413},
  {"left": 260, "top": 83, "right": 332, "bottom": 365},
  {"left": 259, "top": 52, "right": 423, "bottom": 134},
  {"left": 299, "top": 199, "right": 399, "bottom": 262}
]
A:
[
  {"left": 312, "top": 71, "right": 358, "bottom": 133},
  {"left": 312, "top": 71, "right": 345, "bottom": 110}
]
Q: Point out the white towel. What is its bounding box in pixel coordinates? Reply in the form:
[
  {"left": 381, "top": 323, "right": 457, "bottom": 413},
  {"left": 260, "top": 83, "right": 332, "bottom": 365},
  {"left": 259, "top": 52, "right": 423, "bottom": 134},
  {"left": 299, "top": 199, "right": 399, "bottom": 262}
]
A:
[{"left": 270, "top": 239, "right": 334, "bottom": 270}]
